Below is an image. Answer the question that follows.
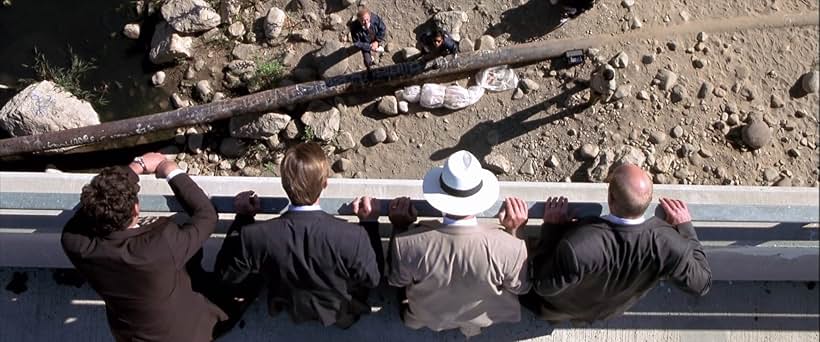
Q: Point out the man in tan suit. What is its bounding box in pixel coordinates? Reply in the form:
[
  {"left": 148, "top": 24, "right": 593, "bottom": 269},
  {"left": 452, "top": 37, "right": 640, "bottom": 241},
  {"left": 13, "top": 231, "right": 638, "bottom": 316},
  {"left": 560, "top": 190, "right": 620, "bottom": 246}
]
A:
[{"left": 387, "top": 150, "right": 531, "bottom": 337}]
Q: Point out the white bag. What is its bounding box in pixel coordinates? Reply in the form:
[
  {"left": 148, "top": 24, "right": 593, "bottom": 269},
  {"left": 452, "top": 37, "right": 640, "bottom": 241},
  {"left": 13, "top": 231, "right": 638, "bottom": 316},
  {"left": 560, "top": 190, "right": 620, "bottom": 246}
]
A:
[
  {"left": 419, "top": 84, "right": 446, "bottom": 109},
  {"left": 396, "top": 85, "right": 421, "bottom": 103},
  {"left": 475, "top": 65, "right": 519, "bottom": 92},
  {"left": 443, "top": 85, "right": 485, "bottom": 110}
]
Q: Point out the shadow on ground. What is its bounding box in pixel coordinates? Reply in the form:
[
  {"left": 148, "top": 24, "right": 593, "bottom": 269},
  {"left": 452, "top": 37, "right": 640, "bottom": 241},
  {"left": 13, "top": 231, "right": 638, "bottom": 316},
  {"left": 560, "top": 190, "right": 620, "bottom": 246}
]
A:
[{"left": 485, "top": 0, "right": 566, "bottom": 43}]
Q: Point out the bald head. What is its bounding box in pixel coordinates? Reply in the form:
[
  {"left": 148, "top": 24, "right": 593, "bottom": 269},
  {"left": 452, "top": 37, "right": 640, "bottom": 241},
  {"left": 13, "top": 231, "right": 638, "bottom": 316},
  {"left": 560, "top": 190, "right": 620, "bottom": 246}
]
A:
[{"left": 607, "top": 164, "right": 653, "bottom": 219}]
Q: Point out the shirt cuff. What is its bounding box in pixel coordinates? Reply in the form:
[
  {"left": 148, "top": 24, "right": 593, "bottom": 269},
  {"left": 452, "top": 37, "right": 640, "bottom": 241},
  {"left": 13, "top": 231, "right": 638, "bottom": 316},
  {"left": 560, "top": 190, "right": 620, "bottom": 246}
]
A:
[{"left": 165, "top": 169, "right": 185, "bottom": 182}]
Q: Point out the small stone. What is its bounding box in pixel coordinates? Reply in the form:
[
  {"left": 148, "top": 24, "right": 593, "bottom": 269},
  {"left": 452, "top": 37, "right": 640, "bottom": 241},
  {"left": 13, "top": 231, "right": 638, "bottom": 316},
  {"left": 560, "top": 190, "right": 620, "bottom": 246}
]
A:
[
  {"left": 241, "top": 167, "right": 261, "bottom": 177},
  {"left": 219, "top": 138, "right": 245, "bottom": 158},
  {"left": 670, "top": 85, "right": 687, "bottom": 103},
  {"left": 519, "top": 159, "right": 536, "bottom": 175},
  {"left": 579, "top": 144, "right": 600, "bottom": 160},
  {"left": 218, "top": 160, "right": 232, "bottom": 170},
  {"left": 368, "top": 127, "right": 387, "bottom": 144},
  {"left": 333, "top": 158, "right": 353, "bottom": 172},
  {"left": 151, "top": 71, "right": 166, "bottom": 86},
  {"left": 774, "top": 177, "right": 792, "bottom": 187},
  {"left": 801, "top": 71, "right": 819, "bottom": 94},
  {"left": 335, "top": 132, "right": 356, "bottom": 151},
  {"left": 195, "top": 80, "right": 213, "bottom": 101},
  {"left": 234, "top": 159, "right": 246, "bottom": 169},
  {"left": 212, "top": 92, "right": 226, "bottom": 102},
  {"left": 770, "top": 94, "right": 785, "bottom": 108},
  {"left": 385, "top": 130, "right": 399, "bottom": 143},
  {"left": 692, "top": 58, "right": 706, "bottom": 69},
  {"left": 697, "top": 81, "right": 713, "bottom": 99},
  {"left": 666, "top": 41, "right": 678, "bottom": 51},
  {"left": 476, "top": 35, "right": 497, "bottom": 50},
  {"left": 484, "top": 153, "right": 512, "bottom": 174},
  {"left": 641, "top": 54, "right": 655, "bottom": 64},
  {"left": 520, "top": 78, "right": 540, "bottom": 93},
  {"left": 227, "top": 22, "right": 245, "bottom": 38},
  {"left": 670, "top": 125, "right": 684, "bottom": 138},
  {"left": 171, "top": 93, "right": 191, "bottom": 108},
  {"left": 740, "top": 86, "right": 756, "bottom": 101},
  {"left": 637, "top": 90, "right": 650, "bottom": 100},
  {"left": 621, "top": 0, "right": 635, "bottom": 7},
  {"left": 184, "top": 66, "right": 197, "bottom": 80},
  {"left": 698, "top": 148, "right": 713, "bottom": 158},
  {"left": 679, "top": 10, "right": 690, "bottom": 21},
  {"left": 397, "top": 47, "right": 422, "bottom": 61},
  {"left": 727, "top": 114, "right": 741, "bottom": 126},
  {"left": 123, "top": 23, "right": 141, "bottom": 39},
  {"left": 264, "top": 7, "right": 286, "bottom": 39},
  {"left": 613, "top": 85, "right": 632, "bottom": 101},
  {"left": 512, "top": 88, "right": 525, "bottom": 100},
  {"left": 377, "top": 96, "right": 399, "bottom": 116},
  {"left": 656, "top": 69, "right": 678, "bottom": 91},
  {"left": 649, "top": 131, "right": 668, "bottom": 145},
  {"left": 713, "top": 87, "right": 727, "bottom": 98},
  {"left": 742, "top": 121, "right": 772, "bottom": 150},
  {"left": 610, "top": 52, "right": 629, "bottom": 69},
  {"left": 283, "top": 120, "right": 299, "bottom": 140},
  {"left": 763, "top": 168, "right": 780, "bottom": 182},
  {"left": 697, "top": 32, "right": 708, "bottom": 42},
  {"left": 630, "top": 16, "right": 642, "bottom": 29},
  {"left": 398, "top": 101, "right": 409, "bottom": 114},
  {"left": 787, "top": 148, "right": 800, "bottom": 158},
  {"left": 187, "top": 134, "right": 204, "bottom": 153}
]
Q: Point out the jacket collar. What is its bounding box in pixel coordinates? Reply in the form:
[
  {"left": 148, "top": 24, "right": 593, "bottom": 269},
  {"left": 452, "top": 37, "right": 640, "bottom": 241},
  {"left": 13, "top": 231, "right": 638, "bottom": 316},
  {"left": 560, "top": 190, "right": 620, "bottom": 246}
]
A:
[{"left": 104, "top": 218, "right": 168, "bottom": 240}]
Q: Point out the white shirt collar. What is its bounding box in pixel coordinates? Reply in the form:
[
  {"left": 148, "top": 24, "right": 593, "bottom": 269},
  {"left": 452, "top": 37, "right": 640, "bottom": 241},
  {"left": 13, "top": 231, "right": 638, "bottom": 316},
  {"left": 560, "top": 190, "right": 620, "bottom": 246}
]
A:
[
  {"left": 603, "top": 214, "right": 646, "bottom": 226},
  {"left": 288, "top": 204, "right": 322, "bottom": 212},
  {"left": 442, "top": 216, "right": 478, "bottom": 226}
]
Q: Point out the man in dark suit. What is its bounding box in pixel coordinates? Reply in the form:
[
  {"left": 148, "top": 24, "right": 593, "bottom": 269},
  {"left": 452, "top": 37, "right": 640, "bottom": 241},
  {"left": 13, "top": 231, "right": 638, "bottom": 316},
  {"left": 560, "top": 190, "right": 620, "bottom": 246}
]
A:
[
  {"left": 349, "top": 6, "right": 387, "bottom": 70},
  {"left": 61, "top": 152, "right": 226, "bottom": 341},
  {"left": 525, "top": 163, "right": 712, "bottom": 324},
  {"left": 419, "top": 28, "right": 459, "bottom": 61},
  {"left": 215, "top": 142, "right": 382, "bottom": 330}
]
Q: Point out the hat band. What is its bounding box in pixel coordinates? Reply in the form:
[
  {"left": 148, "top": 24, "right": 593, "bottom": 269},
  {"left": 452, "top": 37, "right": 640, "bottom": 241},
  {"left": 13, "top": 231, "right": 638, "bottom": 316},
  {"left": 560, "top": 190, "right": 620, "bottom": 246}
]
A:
[{"left": 439, "top": 176, "right": 483, "bottom": 198}]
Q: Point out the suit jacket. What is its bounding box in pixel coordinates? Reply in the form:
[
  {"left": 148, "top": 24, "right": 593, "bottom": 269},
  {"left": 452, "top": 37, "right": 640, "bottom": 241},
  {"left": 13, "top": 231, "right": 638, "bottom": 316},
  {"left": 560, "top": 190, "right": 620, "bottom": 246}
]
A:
[
  {"left": 350, "top": 13, "right": 387, "bottom": 51},
  {"left": 388, "top": 221, "right": 531, "bottom": 333},
  {"left": 61, "top": 173, "right": 226, "bottom": 342},
  {"left": 215, "top": 210, "right": 381, "bottom": 327},
  {"left": 530, "top": 216, "right": 712, "bottom": 322}
]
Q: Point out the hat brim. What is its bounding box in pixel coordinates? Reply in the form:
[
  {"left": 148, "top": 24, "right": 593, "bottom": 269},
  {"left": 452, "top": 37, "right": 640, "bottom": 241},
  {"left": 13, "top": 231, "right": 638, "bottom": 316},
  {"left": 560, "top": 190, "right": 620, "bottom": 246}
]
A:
[{"left": 422, "top": 166, "right": 499, "bottom": 217}]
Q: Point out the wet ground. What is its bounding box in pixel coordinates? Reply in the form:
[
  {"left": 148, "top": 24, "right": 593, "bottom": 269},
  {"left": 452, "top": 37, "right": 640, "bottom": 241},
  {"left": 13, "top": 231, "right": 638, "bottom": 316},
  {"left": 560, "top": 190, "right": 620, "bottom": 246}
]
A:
[{"left": 0, "top": 0, "right": 167, "bottom": 122}]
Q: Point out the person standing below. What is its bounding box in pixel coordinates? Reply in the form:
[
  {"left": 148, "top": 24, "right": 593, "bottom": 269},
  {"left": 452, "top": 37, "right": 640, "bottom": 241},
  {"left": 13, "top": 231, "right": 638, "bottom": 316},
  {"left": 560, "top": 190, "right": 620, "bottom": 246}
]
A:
[
  {"left": 588, "top": 63, "right": 617, "bottom": 105},
  {"left": 420, "top": 28, "right": 459, "bottom": 60},
  {"left": 552, "top": 0, "right": 596, "bottom": 25},
  {"left": 525, "top": 163, "right": 712, "bottom": 324},
  {"left": 387, "top": 150, "right": 531, "bottom": 337},
  {"left": 349, "top": 6, "right": 387, "bottom": 70},
  {"left": 61, "top": 153, "right": 227, "bottom": 341},
  {"left": 215, "top": 143, "right": 382, "bottom": 330}
]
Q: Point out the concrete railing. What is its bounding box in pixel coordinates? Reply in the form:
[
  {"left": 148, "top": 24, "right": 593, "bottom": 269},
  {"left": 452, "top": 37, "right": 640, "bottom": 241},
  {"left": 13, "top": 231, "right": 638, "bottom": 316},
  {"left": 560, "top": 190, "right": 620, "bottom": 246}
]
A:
[{"left": 0, "top": 172, "right": 817, "bottom": 281}]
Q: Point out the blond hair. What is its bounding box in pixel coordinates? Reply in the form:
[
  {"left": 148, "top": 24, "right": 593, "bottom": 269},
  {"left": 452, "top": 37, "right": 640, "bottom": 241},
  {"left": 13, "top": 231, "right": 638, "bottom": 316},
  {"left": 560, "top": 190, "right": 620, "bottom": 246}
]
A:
[{"left": 281, "top": 143, "right": 329, "bottom": 205}]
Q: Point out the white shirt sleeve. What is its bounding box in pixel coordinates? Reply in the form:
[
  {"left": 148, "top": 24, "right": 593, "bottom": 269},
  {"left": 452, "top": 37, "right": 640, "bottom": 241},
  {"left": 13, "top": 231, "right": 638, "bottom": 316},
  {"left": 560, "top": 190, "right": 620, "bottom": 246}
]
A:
[{"left": 165, "top": 169, "right": 185, "bottom": 182}]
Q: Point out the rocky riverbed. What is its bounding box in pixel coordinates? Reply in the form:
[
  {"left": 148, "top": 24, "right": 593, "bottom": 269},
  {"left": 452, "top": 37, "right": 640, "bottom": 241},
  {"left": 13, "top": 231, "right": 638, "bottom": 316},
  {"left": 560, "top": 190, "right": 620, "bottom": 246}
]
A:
[{"left": 1, "top": 0, "right": 818, "bottom": 187}]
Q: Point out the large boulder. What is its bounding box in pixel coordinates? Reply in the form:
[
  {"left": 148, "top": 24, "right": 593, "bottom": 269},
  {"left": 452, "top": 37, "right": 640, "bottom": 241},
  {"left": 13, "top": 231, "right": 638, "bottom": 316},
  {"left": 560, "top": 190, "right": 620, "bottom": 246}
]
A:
[
  {"left": 300, "top": 101, "right": 340, "bottom": 142},
  {"left": 264, "top": 7, "right": 287, "bottom": 39},
  {"left": 311, "top": 40, "right": 358, "bottom": 79},
  {"left": 0, "top": 81, "right": 100, "bottom": 137},
  {"left": 161, "top": 0, "right": 221, "bottom": 34},
  {"left": 230, "top": 112, "right": 292, "bottom": 139},
  {"left": 433, "top": 11, "right": 468, "bottom": 42},
  {"left": 149, "top": 22, "right": 194, "bottom": 64}
]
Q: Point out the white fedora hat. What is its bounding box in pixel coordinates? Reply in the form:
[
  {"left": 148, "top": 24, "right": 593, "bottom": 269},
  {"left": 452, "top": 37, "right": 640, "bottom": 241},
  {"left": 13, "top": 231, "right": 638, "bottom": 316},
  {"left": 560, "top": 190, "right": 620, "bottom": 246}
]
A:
[{"left": 422, "top": 150, "right": 499, "bottom": 217}]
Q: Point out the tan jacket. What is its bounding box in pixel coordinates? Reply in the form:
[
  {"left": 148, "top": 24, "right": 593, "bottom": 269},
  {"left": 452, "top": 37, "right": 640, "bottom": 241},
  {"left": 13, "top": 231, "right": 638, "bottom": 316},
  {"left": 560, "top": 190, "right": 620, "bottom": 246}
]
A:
[{"left": 388, "top": 221, "right": 531, "bottom": 335}]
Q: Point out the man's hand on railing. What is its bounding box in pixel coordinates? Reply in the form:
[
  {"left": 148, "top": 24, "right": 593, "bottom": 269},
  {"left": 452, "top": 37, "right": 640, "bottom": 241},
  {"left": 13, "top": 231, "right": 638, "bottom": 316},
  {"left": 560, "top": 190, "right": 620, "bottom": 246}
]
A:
[
  {"left": 130, "top": 152, "right": 166, "bottom": 175},
  {"left": 498, "top": 197, "right": 529, "bottom": 235},
  {"left": 388, "top": 197, "right": 417, "bottom": 232},
  {"left": 660, "top": 198, "right": 692, "bottom": 226},
  {"left": 542, "top": 196, "right": 570, "bottom": 225},
  {"left": 352, "top": 196, "right": 380, "bottom": 222},
  {"left": 234, "top": 191, "right": 260, "bottom": 217}
]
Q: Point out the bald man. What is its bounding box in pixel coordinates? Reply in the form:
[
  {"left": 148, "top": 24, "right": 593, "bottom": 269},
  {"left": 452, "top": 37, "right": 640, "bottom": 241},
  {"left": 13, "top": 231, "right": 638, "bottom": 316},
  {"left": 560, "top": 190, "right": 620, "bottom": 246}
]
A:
[{"left": 524, "top": 163, "right": 711, "bottom": 324}]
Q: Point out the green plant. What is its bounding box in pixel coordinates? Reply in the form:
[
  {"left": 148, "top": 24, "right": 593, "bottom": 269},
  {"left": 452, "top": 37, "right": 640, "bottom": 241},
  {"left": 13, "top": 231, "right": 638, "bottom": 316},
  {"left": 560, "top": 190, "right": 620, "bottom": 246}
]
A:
[
  {"left": 263, "top": 162, "right": 277, "bottom": 175},
  {"left": 22, "top": 46, "right": 109, "bottom": 107},
  {"left": 247, "top": 57, "right": 285, "bottom": 92},
  {"left": 300, "top": 125, "right": 315, "bottom": 142}
]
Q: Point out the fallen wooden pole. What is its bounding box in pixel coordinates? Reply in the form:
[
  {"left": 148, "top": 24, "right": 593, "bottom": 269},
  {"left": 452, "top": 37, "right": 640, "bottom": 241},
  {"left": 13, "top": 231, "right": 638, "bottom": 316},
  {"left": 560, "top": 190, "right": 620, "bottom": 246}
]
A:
[{"left": 1, "top": 11, "right": 816, "bottom": 157}]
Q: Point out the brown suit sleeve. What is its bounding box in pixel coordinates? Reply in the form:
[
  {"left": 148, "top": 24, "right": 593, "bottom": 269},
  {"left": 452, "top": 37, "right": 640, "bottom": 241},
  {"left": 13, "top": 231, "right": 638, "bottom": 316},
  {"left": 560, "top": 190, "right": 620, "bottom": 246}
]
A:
[
  {"left": 667, "top": 222, "right": 712, "bottom": 296},
  {"left": 162, "top": 174, "right": 218, "bottom": 269},
  {"left": 534, "top": 239, "right": 582, "bottom": 298}
]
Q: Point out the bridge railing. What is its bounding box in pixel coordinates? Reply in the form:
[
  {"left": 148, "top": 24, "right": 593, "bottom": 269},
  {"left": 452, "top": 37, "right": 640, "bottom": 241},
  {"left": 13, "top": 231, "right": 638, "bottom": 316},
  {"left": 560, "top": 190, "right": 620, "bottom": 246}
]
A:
[{"left": 0, "top": 172, "right": 817, "bottom": 281}]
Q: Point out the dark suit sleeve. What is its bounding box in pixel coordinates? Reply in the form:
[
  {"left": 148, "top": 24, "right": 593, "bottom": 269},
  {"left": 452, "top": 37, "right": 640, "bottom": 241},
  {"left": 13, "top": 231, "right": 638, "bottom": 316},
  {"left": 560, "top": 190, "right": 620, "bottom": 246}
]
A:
[
  {"left": 163, "top": 174, "right": 218, "bottom": 269},
  {"left": 444, "top": 36, "right": 459, "bottom": 55},
  {"left": 375, "top": 17, "right": 387, "bottom": 43},
  {"left": 534, "top": 240, "right": 582, "bottom": 297},
  {"left": 345, "top": 225, "right": 381, "bottom": 288},
  {"left": 214, "top": 214, "right": 257, "bottom": 284},
  {"left": 360, "top": 221, "right": 385, "bottom": 277},
  {"left": 667, "top": 222, "right": 712, "bottom": 296}
]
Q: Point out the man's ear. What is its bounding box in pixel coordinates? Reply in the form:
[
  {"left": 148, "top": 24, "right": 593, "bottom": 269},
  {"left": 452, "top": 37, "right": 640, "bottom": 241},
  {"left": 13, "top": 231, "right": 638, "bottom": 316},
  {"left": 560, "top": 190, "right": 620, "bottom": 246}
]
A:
[{"left": 322, "top": 178, "right": 328, "bottom": 190}]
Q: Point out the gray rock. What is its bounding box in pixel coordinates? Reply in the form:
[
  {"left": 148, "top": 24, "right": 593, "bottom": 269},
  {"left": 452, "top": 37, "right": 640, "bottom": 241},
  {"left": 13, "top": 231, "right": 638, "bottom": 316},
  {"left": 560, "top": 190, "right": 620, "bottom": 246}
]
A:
[
  {"left": 377, "top": 96, "right": 399, "bottom": 116},
  {"left": 588, "top": 149, "right": 617, "bottom": 182},
  {"left": 610, "top": 52, "right": 629, "bottom": 69},
  {"left": 655, "top": 69, "right": 678, "bottom": 91},
  {"left": 621, "top": 0, "right": 635, "bottom": 8},
  {"left": 284, "top": 120, "right": 300, "bottom": 140},
  {"left": 613, "top": 85, "right": 632, "bottom": 101},
  {"left": 654, "top": 173, "right": 671, "bottom": 184},
  {"left": 230, "top": 112, "right": 291, "bottom": 139},
  {"left": 519, "top": 158, "right": 536, "bottom": 175},
  {"left": 615, "top": 145, "right": 646, "bottom": 167},
  {"left": 801, "top": 70, "right": 819, "bottom": 94},
  {"left": 397, "top": 47, "right": 422, "bottom": 61},
  {"left": 369, "top": 127, "right": 387, "bottom": 145},
  {"left": 161, "top": 0, "right": 221, "bottom": 34},
  {"left": 698, "top": 148, "right": 713, "bottom": 158},
  {"left": 171, "top": 93, "right": 191, "bottom": 108},
  {"left": 713, "top": 86, "right": 727, "bottom": 98},
  {"left": 264, "top": 7, "right": 286, "bottom": 39},
  {"left": 398, "top": 101, "right": 409, "bottom": 114},
  {"left": 123, "top": 23, "right": 141, "bottom": 39},
  {"left": 697, "top": 31, "right": 708, "bottom": 42},
  {"left": 741, "top": 120, "right": 771, "bottom": 150},
  {"left": 579, "top": 143, "right": 600, "bottom": 160},
  {"left": 763, "top": 168, "right": 780, "bottom": 182},
  {"left": 385, "top": 130, "right": 399, "bottom": 143},
  {"left": 770, "top": 94, "right": 785, "bottom": 108},
  {"left": 652, "top": 154, "right": 675, "bottom": 174},
  {"left": 184, "top": 66, "right": 197, "bottom": 80},
  {"left": 235, "top": 159, "right": 246, "bottom": 169},
  {"left": 149, "top": 22, "right": 194, "bottom": 64},
  {"left": 227, "top": 22, "right": 245, "bottom": 38},
  {"left": 476, "top": 35, "right": 496, "bottom": 51},
  {"left": 433, "top": 11, "right": 468, "bottom": 42},
  {"left": 637, "top": 90, "right": 650, "bottom": 100},
  {"left": 232, "top": 44, "right": 262, "bottom": 61},
  {"left": 312, "top": 40, "right": 358, "bottom": 79},
  {"left": 670, "top": 125, "right": 684, "bottom": 138},
  {"left": 301, "top": 101, "right": 340, "bottom": 142},
  {"left": 649, "top": 131, "right": 668, "bottom": 145},
  {"left": 195, "top": 80, "right": 213, "bottom": 101},
  {"left": 774, "top": 177, "right": 792, "bottom": 187},
  {"left": 187, "top": 134, "right": 203, "bottom": 153},
  {"left": 692, "top": 58, "right": 706, "bottom": 69},
  {"left": 630, "top": 16, "right": 642, "bottom": 29},
  {"left": 674, "top": 168, "right": 691, "bottom": 180},
  {"left": 519, "top": 78, "right": 540, "bottom": 93},
  {"left": 697, "top": 81, "right": 713, "bottom": 99},
  {"left": 217, "top": 0, "right": 240, "bottom": 24},
  {"left": 512, "top": 88, "right": 524, "bottom": 100},
  {"left": 787, "top": 148, "right": 800, "bottom": 158},
  {"left": 290, "top": 29, "right": 311, "bottom": 42},
  {"left": 546, "top": 155, "right": 561, "bottom": 168},
  {"left": 0, "top": 81, "right": 100, "bottom": 137},
  {"left": 151, "top": 71, "right": 167, "bottom": 86},
  {"left": 335, "top": 131, "right": 356, "bottom": 151},
  {"left": 218, "top": 160, "right": 232, "bottom": 170},
  {"left": 219, "top": 138, "right": 245, "bottom": 158},
  {"left": 666, "top": 41, "right": 678, "bottom": 51},
  {"left": 333, "top": 158, "right": 353, "bottom": 172},
  {"left": 241, "top": 166, "right": 261, "bottom": 177},
  {"left": 727, "top": 114, "right": 741, "bottom": 126},
  {"left": 740, "top": 86, "right": 756, "bottom": 101},
  {"left": 641, "top": 54, "right": 655, "bottom": 64},
  {"left": 484, "top": 153, "right": 512, "bottom": 174},
  {"left": 325, "top": 13, "right": 344, "bottom": 29},
  {"left": 670, "top": 85, "right": 687, "bottom": 103}
]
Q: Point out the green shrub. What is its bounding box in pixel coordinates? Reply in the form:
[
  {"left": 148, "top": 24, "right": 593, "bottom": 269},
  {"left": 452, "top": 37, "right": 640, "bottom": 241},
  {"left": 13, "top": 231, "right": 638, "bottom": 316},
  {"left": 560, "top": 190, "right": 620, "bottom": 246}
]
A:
[{"left": 23, "top": 47, "right": 108, "bottom": 107}]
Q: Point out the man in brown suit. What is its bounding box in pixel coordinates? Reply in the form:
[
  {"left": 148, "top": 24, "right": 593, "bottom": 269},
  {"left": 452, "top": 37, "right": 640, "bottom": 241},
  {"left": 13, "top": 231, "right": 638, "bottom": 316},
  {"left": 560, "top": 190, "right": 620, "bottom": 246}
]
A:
[
  {"left": 526, "top": 163, "right": 712, "bottom": 324},
  {"left": 62, "top": 152, "right": 226, "bottom": 341}
]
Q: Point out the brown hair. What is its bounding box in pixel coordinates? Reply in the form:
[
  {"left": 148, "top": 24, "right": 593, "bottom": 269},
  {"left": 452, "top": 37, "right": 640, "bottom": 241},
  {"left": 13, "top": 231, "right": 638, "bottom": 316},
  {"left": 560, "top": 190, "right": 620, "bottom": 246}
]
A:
[
  {"left": 80, "top": 166, "right": 140, "bottom": 236},
  {"left": 357, "top": 6, "right": 370, "bottom": 19},
  {"left": 281, "top": 143, "right": 329, "bottom": 205}
]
